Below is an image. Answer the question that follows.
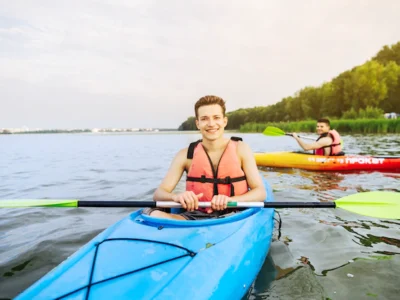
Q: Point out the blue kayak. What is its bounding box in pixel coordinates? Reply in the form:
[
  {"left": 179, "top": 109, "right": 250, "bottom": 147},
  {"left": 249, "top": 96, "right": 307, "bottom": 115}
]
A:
[{"left": 16, "top": 180, "right": 274, "bottom": 299}]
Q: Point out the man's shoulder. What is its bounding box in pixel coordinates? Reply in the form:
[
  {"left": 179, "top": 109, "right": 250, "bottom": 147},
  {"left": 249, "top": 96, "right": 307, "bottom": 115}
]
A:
[
  {"left": 177, "top": 147, "right": 189, "bottom": 157},
  {"left": 236, "top": 140, "right": 252, "bottom": 154},
  {"left": 320, "top": 135, "right": 333, "bottom": 145},
  {"left": 172, "top": 148, "right": 190, "bottom": 168},
  {"left": 235, "top": 139, "right": 248, "bottom": 146}
]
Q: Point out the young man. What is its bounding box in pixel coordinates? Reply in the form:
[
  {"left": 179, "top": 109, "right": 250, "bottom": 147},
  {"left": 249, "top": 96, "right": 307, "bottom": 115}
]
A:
[
  {"left": 292, "top": 118, "right": 343, "bottom": 156},
  {"left": 147, "top": 95, "right": 266, "bottom": 220}
]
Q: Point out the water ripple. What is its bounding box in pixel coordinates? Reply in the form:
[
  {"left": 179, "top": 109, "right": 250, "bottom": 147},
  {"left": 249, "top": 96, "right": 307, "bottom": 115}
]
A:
[{"left": 0, "top": 132, "right": 399, "bottom": 299}]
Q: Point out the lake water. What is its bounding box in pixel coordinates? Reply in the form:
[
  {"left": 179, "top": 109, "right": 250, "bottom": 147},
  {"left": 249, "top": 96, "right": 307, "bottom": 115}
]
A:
[{"left": 0, "top": 132, "right": 399, "bottom": 299}]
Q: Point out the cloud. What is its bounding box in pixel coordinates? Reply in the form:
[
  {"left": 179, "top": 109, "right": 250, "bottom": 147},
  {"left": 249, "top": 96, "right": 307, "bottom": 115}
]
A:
[{"left": 1, "top": 0, "right": 400, "bottom": 128}]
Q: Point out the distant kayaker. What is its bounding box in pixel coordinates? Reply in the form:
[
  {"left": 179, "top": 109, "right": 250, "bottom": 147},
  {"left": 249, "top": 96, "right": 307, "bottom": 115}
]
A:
[
  {"left": 292, "top": 118, "right": 343, "bottom": 156},
  {"left": 145, "top": 95, "right": 266, "bottom": 220}
]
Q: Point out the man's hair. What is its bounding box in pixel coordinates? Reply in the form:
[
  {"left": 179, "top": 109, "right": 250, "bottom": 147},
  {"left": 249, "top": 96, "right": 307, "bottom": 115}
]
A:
[
  {"left": 195, "top": 95, "right": 226, "bottom": 119},
  {"left": 317, "top": 118, "right": 330, "bottom": 126}
]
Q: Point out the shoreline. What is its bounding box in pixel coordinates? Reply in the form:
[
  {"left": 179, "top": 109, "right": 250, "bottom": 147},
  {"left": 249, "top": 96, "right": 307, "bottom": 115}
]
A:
[{"left": 239, "top": 118, "right": 400, "bottom": 134}]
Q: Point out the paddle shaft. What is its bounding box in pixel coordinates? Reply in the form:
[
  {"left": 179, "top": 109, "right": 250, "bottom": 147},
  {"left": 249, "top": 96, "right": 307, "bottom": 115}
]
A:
[
  {"left": 1, "top": 199, "right": 337, "bottom": 208},
  {"left": 284, "top": 133, "right": 316, "bottom": 141},
  {"left": 3, "top": 190, "right": 398, "bottom": 218},
  {"left": 78, "top": 201, "right": 336, "bottom": 208}
]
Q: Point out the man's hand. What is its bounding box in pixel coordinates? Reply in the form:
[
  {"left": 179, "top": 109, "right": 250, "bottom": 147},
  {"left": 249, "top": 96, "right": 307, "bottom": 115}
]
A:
[
  {"left": 172, "top": 191, "right": 203, "bottom": 211},
  {"left": 211, "top": 194, "right": 231, "bottom": 211},
  {"left": 292, "top": 133, "right": 299, "bottom": 139}
]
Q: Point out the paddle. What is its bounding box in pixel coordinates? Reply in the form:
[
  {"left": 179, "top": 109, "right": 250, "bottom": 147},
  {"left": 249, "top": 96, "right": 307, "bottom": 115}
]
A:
[
  {"left": 1, "top": 191, "right": 399, "bottom": 219},
  {"left": 262, "top": 126, "right": 316, "bottom": 141},
  {"left": 262, "top": 126, "right": 345, "bottom": 149}
]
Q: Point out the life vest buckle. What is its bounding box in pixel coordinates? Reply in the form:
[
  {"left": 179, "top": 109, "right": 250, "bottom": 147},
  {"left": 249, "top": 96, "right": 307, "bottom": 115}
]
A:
[
  {"left": 222, "top": 176, "right": 232, "bottom": 184},
  {"left": 200, "top": 175, "right": 206, "bottom": 183}
]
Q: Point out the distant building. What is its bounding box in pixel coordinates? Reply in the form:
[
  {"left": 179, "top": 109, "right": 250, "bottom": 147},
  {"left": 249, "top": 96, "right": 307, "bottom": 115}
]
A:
[
  {"left": 384, "top": 112, "right": 397, "bottom": 119},
  {"left": 0, "top": 129, "right": 12, "bottom": 134}
]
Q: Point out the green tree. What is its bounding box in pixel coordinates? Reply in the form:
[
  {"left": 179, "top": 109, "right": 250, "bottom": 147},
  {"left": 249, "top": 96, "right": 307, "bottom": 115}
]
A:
[
  {"left": 177, "top": 40, "right": 400, "bottom": 130},
  {"left": 342, "top": 108, "right": 358, "bottom": 119},
  {"left": 382, "top": 61, "right": 400, "bottom": 113},
  {"left": 373, "top": 41, "right": 400, "bottom": 66},
  {"left": 344, "top": 61, "right": 387, "bottom": 111}
]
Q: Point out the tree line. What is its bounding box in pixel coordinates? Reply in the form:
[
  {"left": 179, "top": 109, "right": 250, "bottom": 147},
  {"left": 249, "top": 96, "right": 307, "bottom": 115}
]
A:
[{"left": 179, "top": 41, "right": 400, "bottom": 131}]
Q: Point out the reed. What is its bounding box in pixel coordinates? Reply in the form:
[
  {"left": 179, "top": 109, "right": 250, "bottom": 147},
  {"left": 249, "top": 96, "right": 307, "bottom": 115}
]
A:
[{"left": 240, "top": 119, "right": 400, "bottom": 134}]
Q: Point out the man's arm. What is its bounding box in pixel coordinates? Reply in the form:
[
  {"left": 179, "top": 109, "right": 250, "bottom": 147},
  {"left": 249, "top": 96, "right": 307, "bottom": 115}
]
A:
[
  {"left": 233, "top": 142, "right": 266, "bottom": 202},
  {"left": 153, "top": 148, "right": 187, "bottom": 201},
  {"left": 292, "top": 134, "right": 332, "bottom": 151}
]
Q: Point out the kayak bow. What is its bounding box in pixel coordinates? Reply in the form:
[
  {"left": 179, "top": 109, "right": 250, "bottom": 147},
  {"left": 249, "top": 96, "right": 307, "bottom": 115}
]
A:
[{"left": 15, "top": 180, "right": 275, "bottom": 300}]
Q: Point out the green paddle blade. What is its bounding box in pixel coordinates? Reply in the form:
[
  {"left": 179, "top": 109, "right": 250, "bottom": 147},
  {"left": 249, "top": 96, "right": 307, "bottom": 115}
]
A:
[
  {"left": 262, "top": 126, "right": 286, "bottom": 136},
  {"left": 0, "top": 199, "right": 79, "bottom": 207},
  {"left": 335, "top": 191, "right": 400, "bottom": 219}
]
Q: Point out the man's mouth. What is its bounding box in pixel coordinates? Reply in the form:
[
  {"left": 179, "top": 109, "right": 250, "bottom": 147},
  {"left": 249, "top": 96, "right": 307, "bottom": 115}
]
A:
[{"left": 207, "top": 128, "right": 218, "bottom": 133}]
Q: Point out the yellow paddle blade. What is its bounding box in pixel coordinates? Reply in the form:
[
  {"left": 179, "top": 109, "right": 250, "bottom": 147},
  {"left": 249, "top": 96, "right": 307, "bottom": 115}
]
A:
[
  {"left": 262, "top": 126, "right": 286, "bottom": 136},
  {"left": 335, "top": 191, "right": 400, "bottom": 219}
]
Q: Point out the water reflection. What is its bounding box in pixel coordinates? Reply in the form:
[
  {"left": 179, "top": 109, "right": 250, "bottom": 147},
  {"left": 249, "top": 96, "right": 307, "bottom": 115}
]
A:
[
  {"left": 349, "top": 134, "right": 400, "bottom": 156},
  {"left": 261, "top": 168, "right": 347, "bottom": 201},
  {"left": 299, "top": 171, "right": 346, "bottom": 201}
]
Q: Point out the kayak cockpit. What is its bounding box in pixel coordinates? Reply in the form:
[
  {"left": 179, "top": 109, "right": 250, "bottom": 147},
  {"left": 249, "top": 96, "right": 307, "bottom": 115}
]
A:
[{"left": 138, "top": 206, "right": 262, "bottom": 228}]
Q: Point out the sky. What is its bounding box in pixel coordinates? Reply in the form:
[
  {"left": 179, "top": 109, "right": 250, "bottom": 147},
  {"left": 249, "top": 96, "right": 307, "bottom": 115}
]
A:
[{"left": 1, "top": 0, "right": 399, "bottom": 129}]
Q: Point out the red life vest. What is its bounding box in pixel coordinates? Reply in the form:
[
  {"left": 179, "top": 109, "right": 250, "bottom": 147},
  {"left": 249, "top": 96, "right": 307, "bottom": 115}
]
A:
[
  {"left": 314, "top": 129, "right": 342, "bottom": 156},
  {"left": 186, "top": 137, "right": 249, "bottom": 205}
]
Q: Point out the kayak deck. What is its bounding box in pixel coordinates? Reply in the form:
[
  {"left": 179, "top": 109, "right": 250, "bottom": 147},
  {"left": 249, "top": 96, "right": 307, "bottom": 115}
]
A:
[
  {"left": 16, "top": 182, "right": 275, "bottom": 300},
  {"left": 254, "top": 152, "right": 400, "bottom": 171}
]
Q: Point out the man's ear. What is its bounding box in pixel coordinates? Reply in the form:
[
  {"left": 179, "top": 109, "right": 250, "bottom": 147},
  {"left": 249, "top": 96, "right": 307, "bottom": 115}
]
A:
[{"left": 195, "top": 119, "right": 200, "bottom": 130}]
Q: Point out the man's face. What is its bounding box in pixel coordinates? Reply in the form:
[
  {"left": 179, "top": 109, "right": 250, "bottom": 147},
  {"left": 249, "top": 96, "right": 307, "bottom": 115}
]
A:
[
  {"left": 316, "top": 122, "right": 330, "bottom": 135},
  {"left": 196, "top": 104, "right": 227, "bottom": 141}
]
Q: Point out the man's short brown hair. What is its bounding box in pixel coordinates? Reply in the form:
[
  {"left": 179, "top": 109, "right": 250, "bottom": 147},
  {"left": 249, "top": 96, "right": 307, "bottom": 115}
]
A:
[
  {"left": 317, "top": 118, "right": 330, "bottom": 126},
  {"left": 195, "top": 95, "right": 226, "bottom": 119}
]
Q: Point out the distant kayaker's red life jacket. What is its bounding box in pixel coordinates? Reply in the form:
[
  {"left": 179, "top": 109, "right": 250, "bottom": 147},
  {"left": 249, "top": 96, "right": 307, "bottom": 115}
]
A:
[
  {"left": 314, "top": 130, "right": 342, "bottom": 156},
  {"left": 186, "top": 137, "right": 249, "bottom": 208}
]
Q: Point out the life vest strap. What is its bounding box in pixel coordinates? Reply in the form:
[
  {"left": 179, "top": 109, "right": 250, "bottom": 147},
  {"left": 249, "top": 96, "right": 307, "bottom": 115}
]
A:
[
  {"left": 186, "top": 175, "right": 246, "bottom": 196},
  {"left": 319, "top": 142, "right": 341, "bottom": 149},
  {"left": 230, "top": 136, "right": 243, "bottom": 142},
  {"left": 186, "top": 175, "right": 246, "bottom": 184},
  {"left": 186, "top": 136, "right": 243, "bottom": 159},
  {"left": 187, "top": 140, "right": 202, "bottom": 159}
]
